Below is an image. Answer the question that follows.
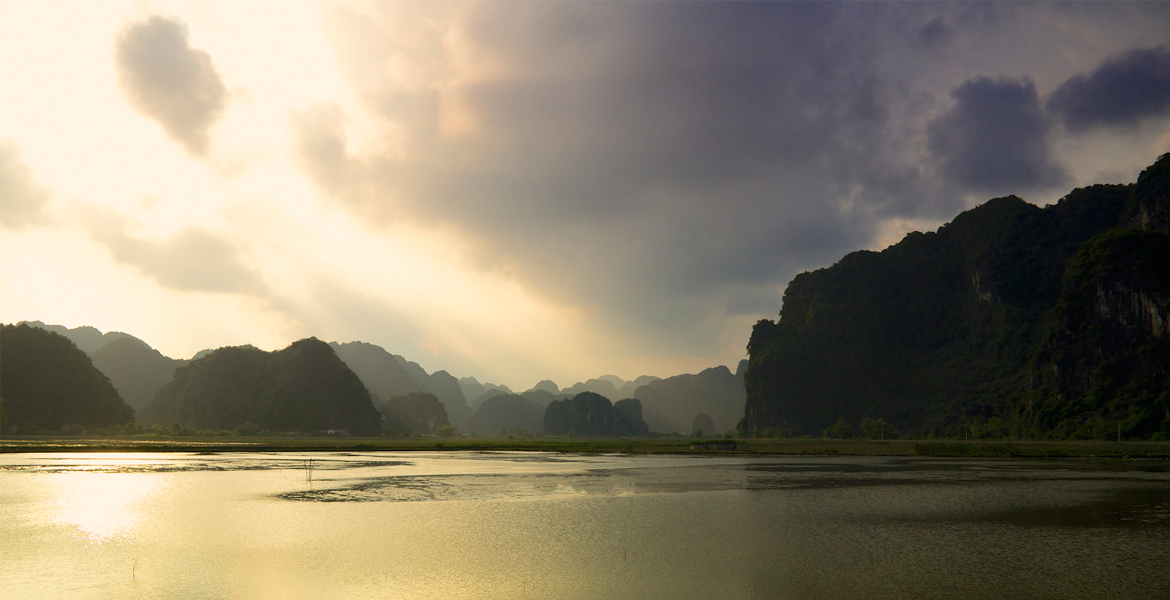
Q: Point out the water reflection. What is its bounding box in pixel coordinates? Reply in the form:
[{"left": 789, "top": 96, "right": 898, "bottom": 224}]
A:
[
  {"left": 53, "top": 471, "right": 161, "bottom": 542},
  {"left": 981, "top": 487, "right": 1170, "bottom": 528},
  {"left": 3, "top": 453, "right": 1169, "bottom": 600}
]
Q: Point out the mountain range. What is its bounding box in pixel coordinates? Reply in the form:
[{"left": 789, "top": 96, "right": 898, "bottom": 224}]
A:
[
  {"left": 11, "top": 321, "right": 745, "bottom": 436},
  {"left": 0, "top": 323, "right": 134, "bottom": 433},
  {"left": 21, "top": 154, "right": 1158, "bottom": 439}
]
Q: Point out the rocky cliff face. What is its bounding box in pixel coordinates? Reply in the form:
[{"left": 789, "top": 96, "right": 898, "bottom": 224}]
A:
[
  {"left": 1128, "top": 153, "right": 1170, "bottom": 231},
  {"left": 745, "top": 154, "right": 1170, "bottom": 439},
  {"left": 1030, "top": 228, "right": 1170, "bottom": 438}
]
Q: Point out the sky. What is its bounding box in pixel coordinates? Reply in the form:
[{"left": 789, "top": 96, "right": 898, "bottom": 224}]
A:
[{"left": 2, "top": 1, "right": 1169, "bottom": 391}]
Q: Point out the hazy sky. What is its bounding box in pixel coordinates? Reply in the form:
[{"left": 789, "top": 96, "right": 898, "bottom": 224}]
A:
[{"left": 2, "top": 1, "right": 1168, "bottom": 390}]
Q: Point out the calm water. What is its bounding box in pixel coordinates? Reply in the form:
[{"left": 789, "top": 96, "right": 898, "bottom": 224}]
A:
[{"left": 2, "top": 452, "right": 1168, "bottom": 599}]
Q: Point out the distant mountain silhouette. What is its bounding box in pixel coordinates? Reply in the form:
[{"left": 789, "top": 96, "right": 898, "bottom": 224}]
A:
[
  {"left": 691, "top": 413, "right": 716, "bottom": 437},
  {"left": 428, "top": 370, "right": 470, "bottom": 429},
  {"left": 143, "top": 338, "right": 381, "bottom": 434},
  {"left": 467, "top": 393, "right": 544, "bottom": 435},
  {"left": 634, "top": 364, "right": 746, "bottom": 435},
  {"left": 19, "top": 320, "right": 135, "bottom": 354},
  {"left": 527, "top": 380, "right": 560, "bottom": 394},
  {"left": 19, "top": 322, "right": 185, "bottom": 413},
  {"left": 91, "top": 337, "right": 185, "bottom": 413},
  {"left": 556, "top": 374, "right": 661, "bottom": 401},
  {"left": 390, "top": 355, "right": 472, "bottom": 428},
  {"left": 561, "top": 378, "right": 619, "bottom": 400},
  {"left": 393, "top": 354, "right": 431, "bottom": 388},
  {"left": 469, "top": 387, "right": 507, "bottom": 407},
  {"left": 330, "top": 341, "right": 426, "bottom": 401},
  {"left": 520, "top": 389, "right": 559, "bottom": 409},
  {"left": 460, "top": 376, "right": 512, "bottom": 409},
  {"left": 1, "top": 323, "right": 133, "bottom": 433},
  {"left": 614, "top": 375, "right": 661, "bottom": 401},
  {"left": 7, "top": 321, "right": 754, "bottom": 438}
]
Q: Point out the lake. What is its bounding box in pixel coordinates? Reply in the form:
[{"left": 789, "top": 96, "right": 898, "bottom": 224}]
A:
[{"left": 2, "top": 452, "right": 1168, "bottom": 599}]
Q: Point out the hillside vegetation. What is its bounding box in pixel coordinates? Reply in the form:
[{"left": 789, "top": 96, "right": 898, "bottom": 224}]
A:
[
  {"left": 1, "top": 324, "right": 134, "bottom": 433},
  {"left": 745, "top": 155, "right": 1170, "bottom": 440},
  {"left": 142, "top": 338, "right": 381, "bottom": 434}
]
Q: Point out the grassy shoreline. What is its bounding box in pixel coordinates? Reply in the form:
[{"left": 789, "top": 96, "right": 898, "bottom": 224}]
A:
[{"left": 3, "top": 436, "right": 1170, "bottom": 458}]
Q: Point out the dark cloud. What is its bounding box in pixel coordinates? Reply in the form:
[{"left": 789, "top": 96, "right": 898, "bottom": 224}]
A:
[
  {"left": 928, "top": 76, "right": 1067, "bottom": 193},
  {"left": 1046, "top": 46, "right": 1170, "bottom": 133},
  {"left": 919, "top": 16, "right": 955, "bottom": 50},
  {"left": 0, "top": 140, "right": 53, "bottom": 230},
  {"left": 298, "top": 2, "right": 1162, "bottom": 353},
  {"left": 304, "top": 2, "right": 922, "bottom": 340},
  {"left": 114, "top": 15, "right": 228, "bottom": 156},
  {"left": 76, "top": 204, "right": 263, "bottom": 295}
]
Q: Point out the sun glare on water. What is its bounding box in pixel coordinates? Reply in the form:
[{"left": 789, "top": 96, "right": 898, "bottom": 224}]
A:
[{"left": 52, "top": 471, "right": 162, "bottom": 543}]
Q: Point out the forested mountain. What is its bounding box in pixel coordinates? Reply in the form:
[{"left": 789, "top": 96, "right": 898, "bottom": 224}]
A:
[
  {"left": 7, "top": 317, "right": 742, "bottom": 437},
  {"left": 745, "top": 154, "right": 1170, "bottom": 440},
  {"left": 467, "top": 393, "right": 544, "bottom": 435},
  {"left": 379, "top": 392, "right": 450, "bottom": 435},
  {"left": 20, "top": 321, "right": 186, "bottom": 413},
  {"left": 543, "top": 392, "right": 649, "bottom": 436},
  {"left": 634, "top": 362, "right": 746, "bottom": 435},
  {"left": 142, "top": 338, "right": 381, "bottom": 434},
  {"left": 1030, "top": 228, "right": 1170, "bottom": 437},
  {"left": 1, "top": 323, "right": 134, "bottom": 432},
  {"left": 91, "top": 337, "right": 185, "bottom": 413}
]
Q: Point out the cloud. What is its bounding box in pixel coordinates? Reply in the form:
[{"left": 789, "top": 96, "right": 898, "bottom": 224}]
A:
[
  {"left": 0, "top": 140, "right": 53, "bottom": 230},
  {"left": 298, "top": 2, "right": 930, "bottom": 339},
  {"left": 75, "top": 204, "right": 263, "bottom": 295},
  {"left": 285, "top": 1, "right": 1165, "bottom": 365},
  {"left": 927, "top": 76, "right": 1067, "bottom": 193},
  {"left": 114, "top": 15, "right": 228, "bottom": 156},
  {"left": 1046, "top": 46, "right": 1170, "bottom": 133},
  {"left": 918, "top": 16, "right": 955, "bottom": 51}
]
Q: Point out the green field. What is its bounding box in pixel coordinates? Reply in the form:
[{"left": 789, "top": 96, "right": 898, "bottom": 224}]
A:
[{"left": 3, "top": 435, "right": 1170, "bottom": 458}]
